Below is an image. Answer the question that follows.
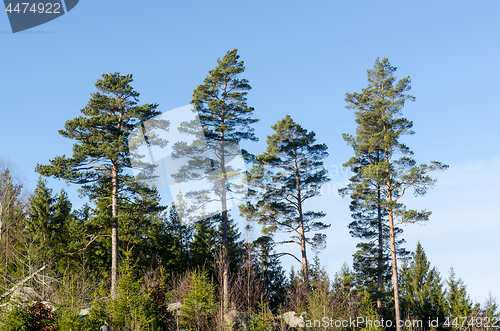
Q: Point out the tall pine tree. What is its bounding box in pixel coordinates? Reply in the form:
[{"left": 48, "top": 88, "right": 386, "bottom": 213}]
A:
[
  {"left": 241, "top": 115, "right": 330, "bottom": 288},
  {"left": 343, "top": 58, "right": 448, "bottom": 330},
  {"left": 36, "top": 73, "right": 167, "bottom": 298},
  {"left": 341, "top": 168, "right": 410, "bottom": 318},
  {"left": 174, "top": 49, "right": 258, "bottom": 311}
]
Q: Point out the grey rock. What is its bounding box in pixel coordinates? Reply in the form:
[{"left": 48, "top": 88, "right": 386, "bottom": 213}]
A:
[
  {"left": 10, "top": 287, "right": 42, "bottom": 303},
  {"left": 224, "top": 309, "right": 248, "bottom": 330},
  {"left": 282, "top": 311, "right": 305, "bottom": 328}
]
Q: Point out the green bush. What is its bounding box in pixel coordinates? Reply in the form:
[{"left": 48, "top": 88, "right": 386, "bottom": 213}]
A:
[
  {"left": 0, "top": 305, "right": 35, "bottom": 331},
  {"left": 108, "top": 253, "right": 162, "bottom": 331},
  {"left": 248, "top": 298, "right": 275, "bottom": 331},
  {"left": 180, "top": 268, "right": 216, "bottom": 331}
]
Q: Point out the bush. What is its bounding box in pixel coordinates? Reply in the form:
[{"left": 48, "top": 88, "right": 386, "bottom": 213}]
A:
[
  {"left": 248, "top": 298, "right": 275, "bottom": 331},
  {"left": 108, "top": 253, "right": 161, "bottom": 331},
  {"left": 180, "top": 268, "right": 217, "bottom": 331},
  {"left": 0, "top": 305, "right": 35, "bottom": 331}
]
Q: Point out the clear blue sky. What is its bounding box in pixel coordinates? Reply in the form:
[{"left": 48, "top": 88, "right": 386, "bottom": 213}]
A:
[{"left": 1, "top": 1, "right": 499, "bottom": 303}]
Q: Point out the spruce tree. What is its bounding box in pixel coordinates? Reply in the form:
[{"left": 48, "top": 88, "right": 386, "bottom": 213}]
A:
[
  {"left": 157, "top": 204, "right": 193, "bottom": 276},
  {"left": 445, "top": 268, "right": 472, "bottom": 322},
  {"left": 399, "top": 242, "right": 446, "bottom": 329},
  {"left": 343, "top": 58, "right": 448, "bottom": 330},
  {"left": 36, "top": 73, "right": 166, "bottom": 298},
  {"left": 189, "top": 213, "right": 243, "bottom": 282},
  {"left": 484, "top": 292, "right": 500, "bottom": 320},
  {"left": 174, "top": 49, "right": 258, "bottom": 311},
  {"left": 26, "top": 178, "right": 73, "bottom": 271},
  {"left": 241, "top": 115, "right": 330, "bottom": 288},
  {"left": 253, "top": 236, "right": 287, "bottom": 312}
]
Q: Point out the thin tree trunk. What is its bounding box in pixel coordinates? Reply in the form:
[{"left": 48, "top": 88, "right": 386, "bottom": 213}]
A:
[
  {"left": 111, "top": 165, "right": 119, "bottom": 299},
  {"left": 376, "top": 150, "right": 383, "bottom": 319},
  {"left": 388, "top": 195, "right": 401, "bottom": 331},
  {"left": 294, "top": 153, "right": 308, "bottom": 288},
  {"left": 299, "top": 223, "right": 308, "bottom": 288},
  {"left": 220, "top": 123, "right": 229, "bottom": 314},
  {"left": 377, "top": 188, "right": 383, "bottom": 319}
]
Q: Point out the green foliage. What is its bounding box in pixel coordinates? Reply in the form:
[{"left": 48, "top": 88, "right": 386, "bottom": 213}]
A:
[
  {"left": 173, "top": 48, "right": 257, "bottom": 221},
  {"left": 307, "top": 259, "right": 333, "bottom": 325},
  {"left": 180, "top": 268, "right": 217, "bottom": 331},
  {"left": 248, "top": 298, "right": 275, "bottom": 331},
  {"left": 445, "top": 267, "right": 472, "bottom": 321},
  {"left": 175, "top": 49, "right": 258, "bottom": 310},
  {"left": 342, "top": 58, "right": 448, "bottom": 327},
  {"left": 26, "top": 177, "right": 73, "bottom": 272},
  {"left": 36, "top": 73, "right": 167, "bottom": 296},
  {"left": 160, "top": 204, "right": 193, "bottom": 275},
  {"left": 400, "top": 242, "right": 446, "bottom": 329},
  {"left": 332, "top": 263, "right": 356, "bottom": 313},
  {"left": 191, "top": 48, "right": 258, "bottom": 146},
  {"left": 343, "top": 57, "right": 448, "bottom": 228},
  {"left": 189, "top": 213, "right": 243, "bottom": 278},
  {"left": 242, "top": 115, "right": 330, "bottom": 283},
  {"left": 108, "top": 251, "right": 161, "bottom": 331},
  {"left": 0, "top": 167, "right": 27, "bottom": 286},
  {"left": 484, "top": 292, "right": 500, "bottom": 319},
  {"left": 0, "top": 306, "right": 35, "bottom": 331},
  {"left": 253, "top": 236, "right": 287, "bottom": 312}
]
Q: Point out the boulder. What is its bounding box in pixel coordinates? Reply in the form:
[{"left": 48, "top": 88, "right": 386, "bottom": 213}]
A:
[
  {"left": 10, "top": 287, "right": 42, "bottom": 303},
  {"left": 78, "top": 308, "right": 91, "bottom": 317},
  {"left": 7, "top": 287, "right": 57, "bottom": 313},
  {"left": 167, "top": 301, "right": 182, "bottom": 311},
  {"left": 224, "top": 309, "right": 248, "bottom": 330},
  {"left": 281, "top": 311, "right": 305, "bottom": 328}
]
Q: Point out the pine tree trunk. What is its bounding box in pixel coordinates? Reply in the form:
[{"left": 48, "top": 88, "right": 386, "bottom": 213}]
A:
[
  {"left": 220, "top": 126, "right": 229, "bottom": 314},
  {"left": 111, "top": 165, "right": 119, "bottom": 299},
  {"left": 376, "top": 148, "right": 384, "bottom": 318},
  {"left": 388, "top": 205, "right": 401, "bottom": 331},
  {"left": 377, "top": 188, "right": 383, "bottom": 319},
  {"left": 299, "top": 223, "right": 309, "bottom": 288},
  {"left": 295, "top": 153, "right": 308, "bottom": 288},
  {"left": 385, "top": 143, "right": 401, "bottom": 331}
]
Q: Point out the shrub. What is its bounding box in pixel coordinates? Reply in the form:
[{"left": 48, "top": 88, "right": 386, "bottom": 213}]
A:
[
  {"left": 180, "top": 268, "right": 217, "bottom": 331},
  {"left": 0, "top": 305, "right": 35, "bottom": 331}
]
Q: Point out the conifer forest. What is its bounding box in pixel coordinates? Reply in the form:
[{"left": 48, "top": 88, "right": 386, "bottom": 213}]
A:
[{"left": 1, "top": 2, "right": 499, "bottom": 331}]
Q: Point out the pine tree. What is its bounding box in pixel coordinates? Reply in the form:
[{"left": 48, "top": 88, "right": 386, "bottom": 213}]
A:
[
  {"left": 241, "top": 115, "right": 330, "bottom": 288},
  {"left": 342, "top": 178, "right": 410, "bottom": 317},
  {"left": 343, "top": 58, "right": 448, "bottom": 330},
  {"left": 399, "top": 242, "right": 446, "bottom": 329},
  {"left": 174, "top": 49, "right": 258, "bottom": 311},
  {"left": 36, "top": 73, "right": 167, "bottom": 298}
]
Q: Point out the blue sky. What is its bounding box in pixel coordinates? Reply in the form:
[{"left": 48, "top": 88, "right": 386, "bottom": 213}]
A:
[{"left": 1, "top": 1, "right": 499, "bottom": 303}]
